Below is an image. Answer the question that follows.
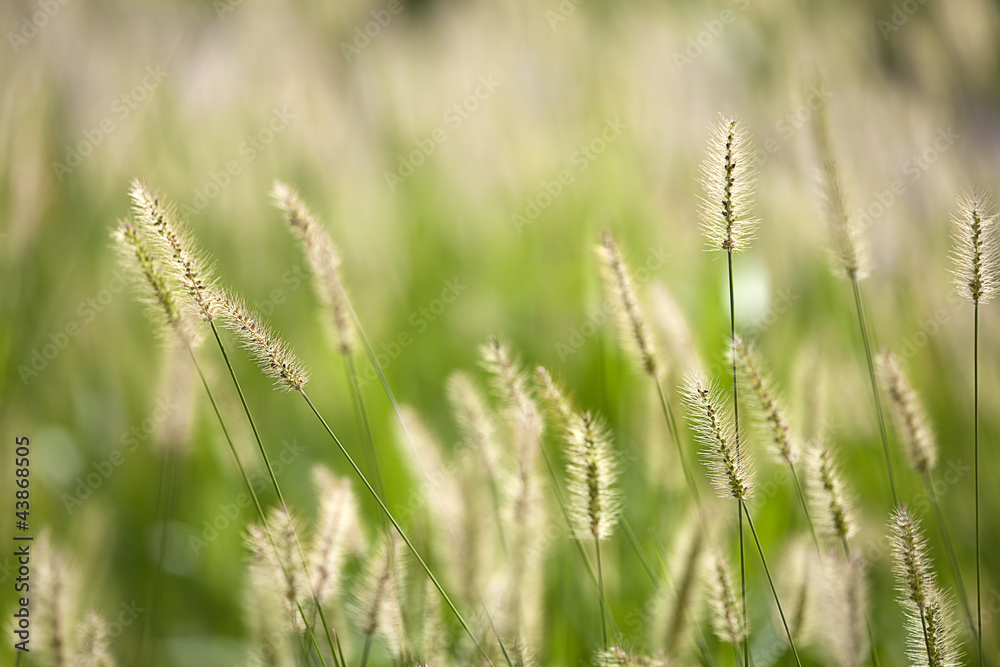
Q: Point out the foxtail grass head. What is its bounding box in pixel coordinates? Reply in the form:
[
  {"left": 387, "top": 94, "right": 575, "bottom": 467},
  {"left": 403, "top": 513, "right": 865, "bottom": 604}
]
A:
[
  {"left": 699, "top": 114, "right": 758, "bottom": 253},
  {"left": 350, "top": 530, "right": 407, "bottom": 657},
  {"left": 246, "top": 506, "right": 307, "bottom": 635},
  {"left": 731, "top": 336, "right": 797, "bottom": 465},
  {"left": 653, "top": 514, "right": 706, "bottom": 658},
  {"left": 217, "top": 289, "right": 310, "bottom": 391},
  {"left": 535, "top": 365, "right": 574, "bottom": 433},
  {"left": 77, "top": 612, "right": 115, "bottom": 667},
  {"left": 876, "top": 350, "right": 937, "bottom": 474},
  {"left": 272, "top": 181, "right": 356, "bottom": 355},
  {"left": 596, "top": 230, "right": 663, "bottom": 379},
  {"left": 308, "top": 465, "right": 363, "bottom": 606},
  {"left": 806, "top": 439, "right": 856, "bottom": 545},
  {"left": 823, "top": 553, "right": 869, "bottom": 667},
  {"left": 112, "top": 220, "right": 197, "bottom": 347},
  {"left": 889, "top": 506, "right": 961, "bottom": 667},
  {"left": 811, "top": 102, "right": 870, "bottom": 281},
  {"left": 951, "top": 189, "right": 999, "bottom": 306},
  {"left": 129, "top": 180, "right": 218, "bottom": 322},
  {"left": 708, "top": 550, "right": 745, "bottom": 646},
  {"left": 563, "top": 411, "right": 621, "bottom": 541},
  {"left": 682, "top": 371, "right": 754, "bottom": 501},
  {"left": 34, "top": 530, "right": 79, "bottom": 667}
]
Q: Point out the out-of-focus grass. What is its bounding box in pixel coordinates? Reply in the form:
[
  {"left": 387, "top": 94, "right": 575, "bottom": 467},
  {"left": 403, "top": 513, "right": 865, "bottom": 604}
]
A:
[{"left": 2, "top": 0, "right": 1000, "bottom": 665}]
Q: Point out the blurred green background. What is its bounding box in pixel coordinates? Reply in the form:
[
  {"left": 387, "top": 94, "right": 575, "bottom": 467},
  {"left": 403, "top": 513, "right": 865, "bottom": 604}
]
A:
[{"left": 2, "top": 0, "right": 1000, "bottom": 665}]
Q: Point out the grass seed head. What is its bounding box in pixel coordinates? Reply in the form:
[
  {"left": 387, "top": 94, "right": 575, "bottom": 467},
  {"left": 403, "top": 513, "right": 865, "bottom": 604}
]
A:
[
  {"left": 699, "top": 114, "right": 758, "bottom": 254},
  {"left": 877, "top": 350, "right": 937, "bottom": 474},
  {"left": 951, "top": 189, "right": 999, "bottom": 306}
]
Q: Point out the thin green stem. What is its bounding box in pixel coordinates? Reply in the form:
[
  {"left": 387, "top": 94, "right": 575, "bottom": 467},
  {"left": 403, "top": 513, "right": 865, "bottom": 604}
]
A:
[
  {"left": 187, "top": 346, "right": 333, "bottom": 667},
  {"left": 743, "top": 503, "right": 802, "bottom": 667},
  {"left": 850, "top": 277, "right": 899, "bottom": 506},
  {"left": 344, "top": 352, "right": 386, "bottom": 502},
  {"left": 975, "top": 302, "right": 983, "bottom": 667},
  {"left": 299, "top": 389, "right": 495, "bottom": 666},
  {"left": 923, "top": 471, "right": 977, "bottom": 644},
  {"left": 209, "top": 322, "right": 340, "bottom": 662},
  {"left": 360, "top": 635, "right": 373, "bottom": 667},
  {"left": 596, "top": 536, "right": 609, "bottom": 654},
  {"left": 655, "top": 380, "right": 699, "bottom": 501},
  {"left": 728, "top": 252, "right": 748, "bottom": 667}
]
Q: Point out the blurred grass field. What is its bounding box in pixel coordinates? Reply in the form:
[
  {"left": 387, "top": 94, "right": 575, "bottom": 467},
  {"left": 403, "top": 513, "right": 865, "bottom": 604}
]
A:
[{"left": 3, "top": 0, "right": 1000, "bottom": 665}]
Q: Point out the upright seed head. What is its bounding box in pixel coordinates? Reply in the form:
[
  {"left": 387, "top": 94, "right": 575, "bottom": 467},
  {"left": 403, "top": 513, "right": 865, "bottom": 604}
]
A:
[
  {"left": 596, "top": 230, "right": 663, "bottom": 379},
  {"left": 33, "top": 530, "right": 78, "bottom": 667},
  {"left": 707, "top": 550, "right": 746, "bottom": 646},
  {"left": 246, "top": 506, "right": 307, "bottom": 635},
  {"left": 731, "top": 336, "right": 797, "bottom": 465},
  {"left": 216, "top": 289, "right": 310, "bottom": 391},
  {"left": 272, "top": 181, "right": 356, "bottom": 355},
  {"left": 563, "top": 411, "right": 621, "bottom": 541},
  {"left": 823, "top": 553, "right": 869, "bottom": 667},
  {"left": 447, "top": 370, "right": 505, "bottom": 492},
  {"left": 350, "top": 531, "right": 406, "bottom": 657},
  {"left": 129, "top": 180, "right": 218, "bottom": 321},
  {"left": 308, "top": 465, "right": 363, "bottom": 607},
  {"left": 77, "top": 612, "right": 115, "bottom": 667},
  {"left": 699, "top": 114, "right": 758, "bottom": 254},
  {"left": 806, "top": 438, "right": 856, "bottom": 545},
  {"left": 876, "top": 350, "right": 937, "bottom": 474},
  {"left": 681, "top": 371, "right": 754, "bottom": 501},
  {"left": 811, "top": 102, "right": 870, "bottom": 281},
  {"left": 481, "top": 336, "right": 544, "bottom": 472},
  {"left": 889, "top": 506, "right": 961, "bottom": 667},
  {"left": 112, "top": 220, "right": 197, "bottom": 346},
  {"left": 951, "top": 190, "right": 999, "bottom": 305}
]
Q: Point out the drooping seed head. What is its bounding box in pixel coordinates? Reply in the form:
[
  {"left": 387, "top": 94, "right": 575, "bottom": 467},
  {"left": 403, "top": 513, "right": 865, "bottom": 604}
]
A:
[
  {"left": 806, "top": 438, "right": 856, "bottom": 545},
  {"left": 112, "top": 220, "right": 198, "bottom": 347},
  {"left": 596, "top": 230, "right": 663, "bottom": 379},
  {"left": 951, "top": 189, "right": 999, "bottom": 306},
  {"left": 811, "top": 102, "right": 871, "bottom": 281},
  {"left": 129, "top": 180, "right": 218, "bottom": 322},
  {"left": 682, "top": 371, "right": 754, "bottom": 501},
  {"left": 217, "top": 289, "right": 310, "bottom": 391},
  {"left": 563, "top": 411, "right": 621, "bottom": 541},
  {"left": 876, "top": 350, "right": 937, "bottom": 474},
  {"left": 308, "top": 465, "right": 363, "bottom": 607},
  {"left": 535, "top": 365, "right": 575, "bottom": 434},
  {"left": 707, "top": 550, "right": 745, "bottom": 646},
  {"left": 731, "top": 336, "right": 797, "bottom": 465},
  {"left": 699, "top": 114, "right": 758, "bottom": 254},
  {"left": 272, "top": 181, "right": 356, "bottom": 355},
  {"left": 889, "top": 506, "right": 961, "bottom": 667}
]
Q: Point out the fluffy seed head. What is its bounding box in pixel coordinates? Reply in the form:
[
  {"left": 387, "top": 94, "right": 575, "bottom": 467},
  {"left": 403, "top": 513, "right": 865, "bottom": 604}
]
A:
[
  {"left": 77, "top": 612, "right": 115, "bottom": 667},
  {"left": 350, "top": 531, "right": 406, "bottom": 656},
  {"left": 217, "top": 289, "right": 310, "bottom": 391},
  {"left": 112, "top": 220, "right": 196, "bottom": 346},
  {"left": 682, "top": 371, "right": 754, "bottom": 501},
  {"left": 806, "top": 439, "right": 856, "bottom": 544},
  {"left": 889, "top": 506, "right": 961, "bottom": 667},
  {"left": 33, "top": 530, "right": 78, "bottom": 667},
  {"left": 811, "top": 103, "right": 870, "bottom": 281},
  {"left": 731, "top": 336, "right": 797, "bottom": 465},
  {"left": 877, "top": 350, "right": 937, "bottom": 474},
  {"left": 309, "top": 465, "right": 363, "bottom": 606},
  {"left": 708, "top": 550, "right": 745, "bottom": 646},
  {"left": 246, "top": 506, "right": 307, "bottom": 635},
  {"left": 129, "top": 180, "right": 217, "bottom": 321},
  {"left": 272, "top": 181, "right": 356, "bottom": 355},
  {"left": 699, "top": 114, "right": 758, "bottom": 253},
  {"left": 535, "top": 365, "right": 574, "bottom": 433},
  {"left": 481, "top": 336, "right": 543, "bottom": 471},
  {"left": 563, "top": 411, "right": 621, "bottom": 541},
  {"left": 823, "top": 553, "right": 869, "bottom": 667},
  {"left": 447, "top": 370, "right": 505, "bottom": 493},
  {"left": 653, "top": 515, "right": 706, "bottom": 658},
  {"left": 596, "top": 230, "right": 662, "bottom": 379},
  {"left": 595, "top": 647, "right": 668, "bottom": 666},
  {"left": 951, "top": 190, "right": 999, "bottom": 305}
]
